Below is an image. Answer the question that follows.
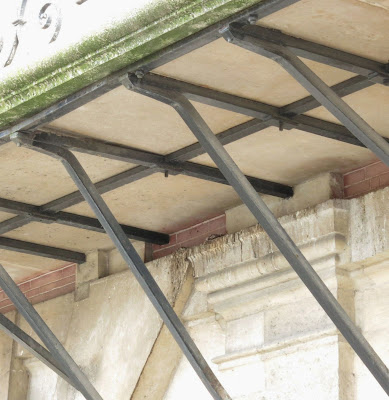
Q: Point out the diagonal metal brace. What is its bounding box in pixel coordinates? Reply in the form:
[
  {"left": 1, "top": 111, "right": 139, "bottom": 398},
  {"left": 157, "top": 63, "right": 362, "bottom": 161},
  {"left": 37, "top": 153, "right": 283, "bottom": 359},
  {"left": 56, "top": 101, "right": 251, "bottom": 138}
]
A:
[
  {"left": 0, "top": 313, "right": 78, "bottom": 389},
  {"left": 0, "top": 263, "right": 103, "bottom": 400},
  {"left": 223, "top": 22, "right": 389, "bottom": 167},
  {"left": 11, "top": 132, "right": 232, "bottom": 400},
  {"left": 123, "top": 74, "right": 389, "bottom": 396}
]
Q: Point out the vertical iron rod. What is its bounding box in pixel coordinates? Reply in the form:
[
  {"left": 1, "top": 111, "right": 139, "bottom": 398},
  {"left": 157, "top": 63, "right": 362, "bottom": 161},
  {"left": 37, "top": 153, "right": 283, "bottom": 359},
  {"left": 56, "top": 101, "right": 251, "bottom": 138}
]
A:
[
  {"left": 0, "top": 264, "right": 103, "bottom": 400},
  {"left": 124, "top": 79, "right": 389, "bottom": 396},
  {"left": 12, "top": 135, "right": 231, "bottom": 400}
]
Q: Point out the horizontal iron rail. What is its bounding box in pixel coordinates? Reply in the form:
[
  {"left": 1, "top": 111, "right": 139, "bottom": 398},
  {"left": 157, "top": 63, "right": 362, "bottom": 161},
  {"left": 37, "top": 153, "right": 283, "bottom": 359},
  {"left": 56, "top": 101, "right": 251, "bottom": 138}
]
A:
[
  {"left": 126, "top": 77, "right": 389, "bottom": 396},
  {"left": 0, "top": 197, "right": 169, "bottom": 245},
  {"left": 0, "top": 237, "right": 86, "bottom": 263},
  {"left": 129, "top": 73, "right": 388, "bottom": 149},
  {"left": 26, "top": 131, "right": 292, "bottom": 198},
  {"left": 0, "top": 68, "right": 379, "bottom": 238},
  {"left": 231, "top": 24, "right": 389, "bottom": 85},
  {"left": 0, "top": 313, "right": 78, "bottom": 389},
  {"left": 0, "top": 0, "right": 299, "bottom": 140}
]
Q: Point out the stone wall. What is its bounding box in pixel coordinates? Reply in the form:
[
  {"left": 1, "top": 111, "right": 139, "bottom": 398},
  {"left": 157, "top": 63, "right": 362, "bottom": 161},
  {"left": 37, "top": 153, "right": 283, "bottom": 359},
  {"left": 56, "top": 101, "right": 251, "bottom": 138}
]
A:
[
  {"left": 1, "top": 186, "right": 389, "bottom": 399},
  {"left": 164, "top": 187, "right": 389, "bottom": 399},
  {"left": 0, "top": 251, "right": 191, "bottom": 400}
]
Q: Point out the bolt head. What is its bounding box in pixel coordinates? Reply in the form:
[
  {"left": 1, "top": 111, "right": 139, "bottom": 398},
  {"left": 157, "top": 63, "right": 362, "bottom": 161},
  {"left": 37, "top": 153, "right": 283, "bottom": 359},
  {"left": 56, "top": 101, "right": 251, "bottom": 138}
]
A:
[
  {"left": 248, "top": 14, "right": 258, "bottom": 25},
  {"left": 135, "top": 70, "right": 144, "bottom": 79}
]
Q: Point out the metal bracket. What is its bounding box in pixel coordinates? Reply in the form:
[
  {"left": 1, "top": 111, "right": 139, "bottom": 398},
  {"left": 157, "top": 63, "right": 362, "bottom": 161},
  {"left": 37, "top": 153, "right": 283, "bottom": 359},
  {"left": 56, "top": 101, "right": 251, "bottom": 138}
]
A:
[
  {"left": 11, "top": 132, "right": 232, "bottom": 400},
  {"left": 123, "top": 73, "right": 389, "bottom": 396}
]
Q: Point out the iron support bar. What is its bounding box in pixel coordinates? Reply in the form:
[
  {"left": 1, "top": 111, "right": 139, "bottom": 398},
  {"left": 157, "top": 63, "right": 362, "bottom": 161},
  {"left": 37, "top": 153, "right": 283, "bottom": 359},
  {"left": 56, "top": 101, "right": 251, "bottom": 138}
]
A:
[
  {"left": 126, "top": 73, "right": 387, "bottom": 149},
  {"left": 12, "top": 133, "right": 232, "bottom": 400},
  {"left": 228, "top": 25, "right": 389, "bottom": 85},
  {"left": 0, "top": 61, "right": 379, "bottom": 239},
  {"left": 0, "top": 237, "right": 86, "bottom": 263},
  {"left": 0, "top": 313, "right": 77, "bottom": 389},
  {"left": 0, "top": 68, "right": 377, "bottom": 238},
  {"left": 0, "top": 0, "right": 298, "bottom": 139},
  {"left": 42, "top": 166, "right": 156, "bottom": 213},
  {"left": 0, "top": 65, "right": 379, "bottom": 239},
  {"left": 280, "top": 75, "right": 374, "bottom": 116},
  {"left": 225, "top": 23, "right": 389, "bottom": 166},
  {"left": 27, "top": 130, "right": 292, "bottom": 198},
  {"left": 0, "top": 197, "right": 169, "bottom": 245},
  {"left": 0, "top": 263, "right": 103, "bottom": 400},
  {"left": 126, "top": 77, "right": 389, "bottom": 395},
  {"left": 0, "top": 166, "right": 157, "bottom": 237}
]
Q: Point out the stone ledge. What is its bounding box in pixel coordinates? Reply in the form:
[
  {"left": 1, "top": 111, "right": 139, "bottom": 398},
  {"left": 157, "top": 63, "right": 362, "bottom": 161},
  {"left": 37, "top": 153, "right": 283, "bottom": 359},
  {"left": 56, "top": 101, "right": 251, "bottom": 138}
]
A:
[{"left": 213, "top": 329, "right": 337, "bottom": 371}]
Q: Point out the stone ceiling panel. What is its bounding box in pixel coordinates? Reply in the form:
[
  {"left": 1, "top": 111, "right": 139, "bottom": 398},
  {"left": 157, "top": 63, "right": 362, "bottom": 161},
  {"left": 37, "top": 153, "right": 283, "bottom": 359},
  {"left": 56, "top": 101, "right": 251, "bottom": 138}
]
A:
[
  {"left": 261, "top": 0, "right": 389, "bottom": 63},
  {"left": 0, "top": 143, "right": 132, "bottom": 205},
  {"left": 153, "top": 39, "right": 355, "bottom": 107},
  {"left": 48, "top": 87, "right": 252, "bottom": 155},
  {"left": 191, "top": 126, "right": 376, "bottom": 185},
  {"left": 66, "top": 173, "right": 241, "bottom": 233}
]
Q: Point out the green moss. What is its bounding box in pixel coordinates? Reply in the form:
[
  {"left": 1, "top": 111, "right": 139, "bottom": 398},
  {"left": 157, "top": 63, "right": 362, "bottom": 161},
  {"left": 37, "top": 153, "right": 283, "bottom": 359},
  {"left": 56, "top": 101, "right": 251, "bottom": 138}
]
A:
[{"left": 0, "top": 0, "right": 263, "bottom": 132}]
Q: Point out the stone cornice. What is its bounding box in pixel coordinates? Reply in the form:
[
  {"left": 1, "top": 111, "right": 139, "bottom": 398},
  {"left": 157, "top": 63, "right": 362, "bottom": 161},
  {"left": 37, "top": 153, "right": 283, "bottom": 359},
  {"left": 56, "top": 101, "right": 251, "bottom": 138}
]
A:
[
  {"left": 0, "top": 0, "right": 264, "bottom": 133},
  {"left": 187, "top": 199, "right": 350, "bottom": 290}
]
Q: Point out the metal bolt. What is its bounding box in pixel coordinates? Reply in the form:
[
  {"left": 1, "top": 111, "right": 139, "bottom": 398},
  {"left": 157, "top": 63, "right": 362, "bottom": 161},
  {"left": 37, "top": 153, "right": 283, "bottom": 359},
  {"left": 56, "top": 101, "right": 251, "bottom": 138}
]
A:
[
  {"left": 135, "top": 70, "right": 144, "bottom": 79},
  {"left": 248, "top": 14, "right": 258, "bottom": 25},
  {"left": 219, "top": 26, "right": 234, "bottom": 43}
]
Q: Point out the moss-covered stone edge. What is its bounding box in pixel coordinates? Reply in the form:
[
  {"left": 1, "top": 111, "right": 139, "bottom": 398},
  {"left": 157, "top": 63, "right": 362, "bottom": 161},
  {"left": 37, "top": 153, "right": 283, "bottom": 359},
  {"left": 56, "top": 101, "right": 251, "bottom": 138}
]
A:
[{"left": 0, "top": 0, "right": 263, "bottom": 132}]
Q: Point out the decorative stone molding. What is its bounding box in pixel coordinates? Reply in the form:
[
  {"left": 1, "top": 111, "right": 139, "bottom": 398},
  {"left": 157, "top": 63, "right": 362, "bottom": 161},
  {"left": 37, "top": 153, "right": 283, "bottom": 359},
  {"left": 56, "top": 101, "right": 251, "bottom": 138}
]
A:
[
  {"left": 172, "top": 199, "right": 354, "bottom": 398},
  {"left": 0, "top": 0, "right": 266, "bottom": 131}
]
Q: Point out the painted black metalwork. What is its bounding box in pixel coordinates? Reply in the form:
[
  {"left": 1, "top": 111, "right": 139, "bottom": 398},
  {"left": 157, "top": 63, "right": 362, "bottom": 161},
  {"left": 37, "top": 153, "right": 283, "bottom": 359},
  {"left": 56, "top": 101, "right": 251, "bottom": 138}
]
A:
[
  {"left": 0, "top": 263, "right": 103, "bottom": 400},
  {"left": 0, "top": 68, "right": 379, "bottom": 244},
  {"left": 0, "top": 1, "right": 387, "bottom": 396},
  {"left": 130, "top": 73, "right": 386, "bottom": 148},
  {"left": 125, "top": 75, "right": 389, "bottom": 396},
  {"left": 225, "top": 23, "right": 389, "bottom": 166},
  {"left": 0, "top": 313, "right": 77, "bottom": 388},
  {"left": 12, "top": 132, "right": 232, "bottom": 400},
  {"left": 227, "top": 25, "right": 389, "bottom": 85},
  {"left": 0, "top": 196, "right": 169, "bottom": 244},
  {"left": 0, "top": 0, "right": 300, "bottom": 139},
  {"left": 27, "top": 130, "right": 293, "bottom": 197},
  {"left": 0, "top": 237, "right": 85, "bottom": 263}
]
